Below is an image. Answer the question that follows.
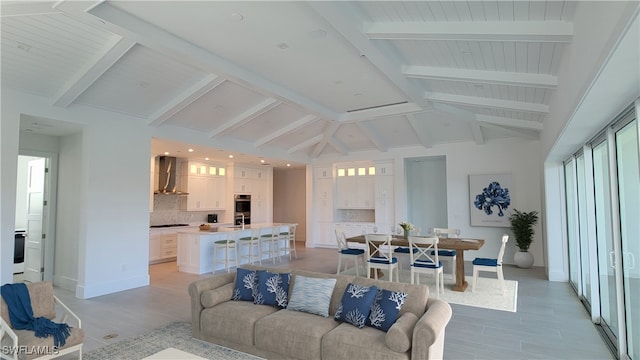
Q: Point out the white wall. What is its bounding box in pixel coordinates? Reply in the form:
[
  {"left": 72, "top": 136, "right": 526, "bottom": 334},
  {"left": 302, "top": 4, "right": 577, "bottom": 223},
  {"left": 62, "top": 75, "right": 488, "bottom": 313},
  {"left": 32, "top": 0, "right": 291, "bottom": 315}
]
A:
[
  {"left": 405, "top": 156, "right": 447, "bottom": 234},
  {"left": 55, "top": 133, "right": 82, "bottom": 291}
]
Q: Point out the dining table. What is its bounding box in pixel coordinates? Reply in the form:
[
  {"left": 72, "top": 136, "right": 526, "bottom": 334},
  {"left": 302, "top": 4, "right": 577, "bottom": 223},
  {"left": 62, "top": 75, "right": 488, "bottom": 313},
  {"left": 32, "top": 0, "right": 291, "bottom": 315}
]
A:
[{"left": 345, "top": 234, "right": 485, "bottom": 292}]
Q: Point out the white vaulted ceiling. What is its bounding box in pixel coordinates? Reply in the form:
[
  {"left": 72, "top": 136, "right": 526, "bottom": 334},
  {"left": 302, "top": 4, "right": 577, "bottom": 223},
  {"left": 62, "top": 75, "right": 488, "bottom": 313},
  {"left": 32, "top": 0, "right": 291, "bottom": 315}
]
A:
[{"left": 1, "top": 1, "right": 576, "bottom": 165}]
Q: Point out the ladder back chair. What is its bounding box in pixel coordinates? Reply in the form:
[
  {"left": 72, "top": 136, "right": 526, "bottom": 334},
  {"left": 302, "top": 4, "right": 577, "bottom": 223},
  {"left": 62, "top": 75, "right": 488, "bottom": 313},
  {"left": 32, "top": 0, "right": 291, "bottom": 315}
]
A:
[
  {"left": 433, "top": 227, "right": 460, "bottom": 279},
  {"left": 365, "top": 234, "right": 399, "bottom": 282},
  {"left": 335, "top": 227, "right": 364, "bottom": 276},
  {"left": 408, "top": 236, "right": 444, "bottom": 297}
]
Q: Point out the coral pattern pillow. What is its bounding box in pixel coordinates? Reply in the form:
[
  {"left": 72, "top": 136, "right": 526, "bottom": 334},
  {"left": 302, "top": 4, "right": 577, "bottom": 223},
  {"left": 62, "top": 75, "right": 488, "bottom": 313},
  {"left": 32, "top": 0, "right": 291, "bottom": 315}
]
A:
[
  {"left": 255, "top": 271, "right": 291, "bottom": 308},
  {"left": 367, "top": 289, "right": 408, "bottom": 332},
  {"left": 231, "top": 268, "right": 258, "bottom": 301},
  {"left": 287, "top": 275, "right": 336, "bottom": 317},
  {"left": 334, "top": 283, "right": 379, "bottom": 328}
]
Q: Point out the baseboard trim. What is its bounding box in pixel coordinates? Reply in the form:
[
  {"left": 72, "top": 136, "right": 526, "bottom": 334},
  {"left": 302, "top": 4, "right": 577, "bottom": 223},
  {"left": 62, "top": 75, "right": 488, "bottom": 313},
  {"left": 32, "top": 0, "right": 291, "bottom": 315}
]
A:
[
  {"left": 53, "top": 274, "right": 77, "bottom": 292},
  {"left": 75, "top": 273, "right": 149, "bottom": 299}
]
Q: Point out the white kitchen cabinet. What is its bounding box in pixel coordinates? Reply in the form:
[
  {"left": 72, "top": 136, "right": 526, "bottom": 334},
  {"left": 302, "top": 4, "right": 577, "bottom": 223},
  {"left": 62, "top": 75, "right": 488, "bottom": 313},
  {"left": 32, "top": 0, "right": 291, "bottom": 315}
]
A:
[
  {"left": 315, "top": 177, "right": 333, "bottom": 222},
  {"left": 185, "top": 161, "right": 226, "bottom": 211},
  {"left": 149, "top": 228, "right": 190, "bottom": 264},
  {"left": 335, "top": 165, "right": 374, "bottom": 209},
  {"left": 315, "top": 167, "right": 332, "bottom": 179},
  {"left": 315, "top": 221, "right": 335, "bottom": 248},
  {"left": 374, "top": 162, "right": 394, "bottom": 232}
]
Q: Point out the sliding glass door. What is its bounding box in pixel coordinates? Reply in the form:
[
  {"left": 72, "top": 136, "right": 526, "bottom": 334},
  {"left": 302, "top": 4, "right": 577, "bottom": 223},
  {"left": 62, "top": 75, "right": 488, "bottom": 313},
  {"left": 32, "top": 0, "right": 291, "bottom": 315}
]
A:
[
  {"left": 564, "top": 160, "right": 581, "bottom": 293},
  {"left": 614, "top": 120, "right": 639, "bottom": 360}
]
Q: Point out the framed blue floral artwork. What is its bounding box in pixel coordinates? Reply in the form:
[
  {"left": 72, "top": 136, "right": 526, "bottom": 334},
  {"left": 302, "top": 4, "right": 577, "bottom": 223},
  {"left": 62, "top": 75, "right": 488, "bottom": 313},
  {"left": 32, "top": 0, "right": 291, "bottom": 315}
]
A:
[{"left": 469, "top": 174, "right": 513, "bottom": 227}]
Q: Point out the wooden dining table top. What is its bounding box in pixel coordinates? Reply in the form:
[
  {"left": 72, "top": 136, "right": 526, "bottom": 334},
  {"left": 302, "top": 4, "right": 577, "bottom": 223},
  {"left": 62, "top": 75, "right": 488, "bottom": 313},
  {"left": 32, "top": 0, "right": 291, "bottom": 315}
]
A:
[{"left": 345, "top": 234, "right": 485, "bottom": 250}]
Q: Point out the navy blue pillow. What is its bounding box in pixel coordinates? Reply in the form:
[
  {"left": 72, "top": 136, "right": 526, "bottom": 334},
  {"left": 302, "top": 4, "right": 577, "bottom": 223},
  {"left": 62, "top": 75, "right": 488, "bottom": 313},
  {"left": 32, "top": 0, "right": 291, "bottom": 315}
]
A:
[
  {"left": 232, "top": 268, "right": 258, "bottom": 301},
  {"left": 255, "top": 271, "right": 291, "bottom": 308},
  {"left": 334, "top": 283, "right": 379, "bottom": 328},
  {"left": 367, "top": 289, "right": 408, "bottom": 332}
]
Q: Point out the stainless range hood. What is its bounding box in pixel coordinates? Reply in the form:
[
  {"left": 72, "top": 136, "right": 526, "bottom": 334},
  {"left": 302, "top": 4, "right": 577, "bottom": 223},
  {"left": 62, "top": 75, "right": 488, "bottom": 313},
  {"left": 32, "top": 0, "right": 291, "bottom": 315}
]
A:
[{"left": 155, "top": 156, "right": 188, "bottom": 195}]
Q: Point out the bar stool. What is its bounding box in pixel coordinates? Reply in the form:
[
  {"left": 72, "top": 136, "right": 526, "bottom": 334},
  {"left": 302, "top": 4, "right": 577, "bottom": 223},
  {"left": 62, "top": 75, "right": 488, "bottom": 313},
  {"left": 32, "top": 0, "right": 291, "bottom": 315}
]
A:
[
  {"left": 213, "top": 232, "right": 238, "bottom": 273},
  {"left": 237, "top": 228, "right": 262, "bottom": 266},
  {"left": 260, "top": 226, "right": 280, "bottom": 264},
  {"left": 279, "top": 224, "right": 297, "bottom": 260}
]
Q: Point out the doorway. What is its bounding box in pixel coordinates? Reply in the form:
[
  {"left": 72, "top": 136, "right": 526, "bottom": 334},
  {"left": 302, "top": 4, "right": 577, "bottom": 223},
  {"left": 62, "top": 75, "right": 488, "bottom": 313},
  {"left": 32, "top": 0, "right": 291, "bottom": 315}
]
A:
[
  {"left": 405, "top": 156, "right": 447, "bottom": 234},
  {"left": 14, "top": 153, "right": 57, "bottom": 283}
]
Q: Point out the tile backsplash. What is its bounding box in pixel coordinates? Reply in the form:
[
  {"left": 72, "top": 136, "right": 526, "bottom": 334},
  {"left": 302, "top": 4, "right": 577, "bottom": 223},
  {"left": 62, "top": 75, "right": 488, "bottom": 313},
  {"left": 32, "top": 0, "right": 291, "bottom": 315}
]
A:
[{"left": 150, "top": 195, "right": 218, "bottom": 225}]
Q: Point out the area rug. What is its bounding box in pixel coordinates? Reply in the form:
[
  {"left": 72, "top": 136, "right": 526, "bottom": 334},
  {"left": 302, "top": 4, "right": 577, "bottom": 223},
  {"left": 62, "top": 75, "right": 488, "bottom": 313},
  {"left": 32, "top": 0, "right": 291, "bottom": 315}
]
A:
[
  {"left": 84, "top": 322, "right": 263, "bottom": 360},
  {"left": 340, "top": 267, "right": 518, "bottom": 312}
]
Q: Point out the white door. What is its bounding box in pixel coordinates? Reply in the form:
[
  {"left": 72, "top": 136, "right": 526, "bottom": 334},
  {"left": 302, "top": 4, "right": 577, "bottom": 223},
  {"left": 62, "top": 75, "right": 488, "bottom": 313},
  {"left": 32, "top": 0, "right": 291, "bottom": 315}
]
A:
[{"left": 23, "top": 158, "right": 45, "bottom": 283}]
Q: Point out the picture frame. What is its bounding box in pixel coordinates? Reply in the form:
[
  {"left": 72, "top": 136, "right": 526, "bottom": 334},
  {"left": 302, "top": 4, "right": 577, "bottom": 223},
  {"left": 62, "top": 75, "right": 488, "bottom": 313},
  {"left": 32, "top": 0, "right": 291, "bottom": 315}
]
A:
[{"left": 469, "top": 174, "right": 513, "bottom": 227}]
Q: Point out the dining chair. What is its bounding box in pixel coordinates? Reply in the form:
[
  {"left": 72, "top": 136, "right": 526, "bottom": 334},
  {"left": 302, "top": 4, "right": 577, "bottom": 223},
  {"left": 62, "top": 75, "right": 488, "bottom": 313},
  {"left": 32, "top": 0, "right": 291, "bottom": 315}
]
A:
[
  {"left": 213, "top": 232, "right": 238, "bottom": 273},
  {"left": 365, "top": 234, "right": 399, "bottom": 282},
  {"left": 335, "top": 227, "right": 364, "bottom": 276},
  {"left": 408, "top": 236, "right": 444, "bottom": 298},
  {"left": 472, "top": 234, "right": 509, "bottom": 294},
  {"left": 433, "top": 227, "right": 460, "bottom": 279},
  {"left": 393, "top": 227, "right": 420, "bottom": 270},
  {"left": 237, "top": 228, "right": 262, "bottom": 266},
  {"left": 279, "top": 224, "right": 297, "bottom": 260}
]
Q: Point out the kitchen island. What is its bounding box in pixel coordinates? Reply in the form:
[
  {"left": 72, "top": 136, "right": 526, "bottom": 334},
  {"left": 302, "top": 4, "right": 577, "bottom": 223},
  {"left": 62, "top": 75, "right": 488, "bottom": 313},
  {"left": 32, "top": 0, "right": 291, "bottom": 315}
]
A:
[{"left": 176, "top": 223, "right": 295, "bottom": 274}]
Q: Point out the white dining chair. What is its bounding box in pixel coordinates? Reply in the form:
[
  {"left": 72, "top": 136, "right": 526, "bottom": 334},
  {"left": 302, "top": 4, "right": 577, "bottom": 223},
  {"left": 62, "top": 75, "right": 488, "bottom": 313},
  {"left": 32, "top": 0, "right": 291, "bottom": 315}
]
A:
[
  {"left": 408, "top": 236, "right": 444, "bottom": 297},
  {"left": 365, "top": 234, "right": 399, "bottom": 282},
  {"left": 335, "top": 227, "right": 364, "bottom": 276},
  {"left": 472, "top": 234, "right": 509, "bottom": 294},
  {"left": 433, "top": 227, "right": 460, "bottom": 279}
]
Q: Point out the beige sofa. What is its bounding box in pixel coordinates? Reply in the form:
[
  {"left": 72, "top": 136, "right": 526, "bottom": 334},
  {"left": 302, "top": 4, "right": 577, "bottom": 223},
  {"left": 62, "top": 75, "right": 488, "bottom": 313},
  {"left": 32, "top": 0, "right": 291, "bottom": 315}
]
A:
[{"left": 189, "top": 266, "right": 452, "bottom": 360}]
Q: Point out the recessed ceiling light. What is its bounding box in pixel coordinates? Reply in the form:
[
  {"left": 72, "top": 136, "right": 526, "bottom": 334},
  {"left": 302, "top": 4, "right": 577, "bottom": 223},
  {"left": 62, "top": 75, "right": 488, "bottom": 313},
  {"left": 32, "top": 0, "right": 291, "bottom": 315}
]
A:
[
  {"left": 286, "top": 164, "right": 291, "bottom": 167},
  {"left": 461, "top": 50, "right": 472, "bottom": 55},
  {"left": 164, "top": 152, "right": 170, "bottom": 155},
  {"left": 205, "top": 157, "right": 210, "bottom": 161},
  {"left": 231, "top": 12, "right": 244, "bottom": 21},
  {"left": 354, "top": 93, "right": 363, "bottom": 97},
  {"left": 277, "top": 42, "right": 289, "bottom": 50},
  {"left": 138, "top": 81, "right": 150, "bottom": 88},
  {"left": 260, "top": 159, "right": 265, "bottom": 163},
  {"left": 228, "top": 155, "right": 234, "bottom": 159},
  {"left": 188, "top": 148, "right": 194, "bottom": 152},
  {"left": 334, "top": 80, "right": 343, "bottom": 85}
]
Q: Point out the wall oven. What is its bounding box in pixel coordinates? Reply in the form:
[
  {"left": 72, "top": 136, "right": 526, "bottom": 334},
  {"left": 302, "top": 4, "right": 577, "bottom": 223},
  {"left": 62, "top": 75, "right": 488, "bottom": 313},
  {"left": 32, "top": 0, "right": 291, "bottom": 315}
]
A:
[{"left": 234, "top": 194, "right": 251, "bottom": 225}]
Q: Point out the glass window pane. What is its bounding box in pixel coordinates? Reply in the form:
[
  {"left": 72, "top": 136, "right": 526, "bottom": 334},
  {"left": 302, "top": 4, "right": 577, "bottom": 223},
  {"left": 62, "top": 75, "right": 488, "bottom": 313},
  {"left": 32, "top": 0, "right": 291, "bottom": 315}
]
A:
[
  {"left": 615, "top": 120, "right": 639, "bottom": 360},
  {"left": 565, "top": 160, "right": 581, "bottom": 291},
  {"left": 577, "top": 154, "right": 591, "bottom": 305},
  {"left": 593, "top": 140, "right": 619, "bottom": 339}
]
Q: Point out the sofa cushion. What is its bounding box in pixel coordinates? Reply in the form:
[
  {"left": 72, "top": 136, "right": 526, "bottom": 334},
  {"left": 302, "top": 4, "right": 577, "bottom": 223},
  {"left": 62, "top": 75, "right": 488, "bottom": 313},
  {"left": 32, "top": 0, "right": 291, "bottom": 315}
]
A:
[
  {"left": 385, "top": 312, "right": 419, "bottom": 353},
  {"left": 334, "top": 283, "right": 378, "bottom": 328},
  {"left": 322, "top": 323, "right": 410, "bottom": 360},
  {"left": 255, "top": 271, "right": 290, "bottom": 308},
  {"left": 352, "top": 277, "right": 428, "bottom": 318},
  {"left": 255, "top": 309, "right": 341, "bottom": 360},
  {"left": 200, "top": 301, "right": 278, "bottom": 347},
  {"left": 287, "top": 275, "right": 336, "bottom": 317},
  {"left": 290, "top": 269, "right": 355, "bottom": 316},
  {"left": 232, "top": 268, "right": 258, "bottom": 302},
  {"left": 201, "top": 283, "right": 234, "bottom": 308},
  {"left": 367, "top": 289, "right": 408, "bottom": 332}
]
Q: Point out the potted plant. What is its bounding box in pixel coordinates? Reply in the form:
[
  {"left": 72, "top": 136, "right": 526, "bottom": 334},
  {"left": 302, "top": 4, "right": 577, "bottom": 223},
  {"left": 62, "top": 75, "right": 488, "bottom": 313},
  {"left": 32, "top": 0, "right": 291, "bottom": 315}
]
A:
[
  {"left": 509, "top": 209, "right": 539, "bottom": 268},
  {"left": 399, "top": 222, "right": 414, "bottom": 238}
]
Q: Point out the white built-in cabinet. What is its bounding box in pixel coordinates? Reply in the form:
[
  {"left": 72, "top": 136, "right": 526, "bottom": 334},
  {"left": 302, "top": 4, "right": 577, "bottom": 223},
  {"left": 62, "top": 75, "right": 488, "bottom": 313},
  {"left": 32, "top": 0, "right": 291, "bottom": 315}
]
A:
[
  {"left": 233, "top": 165, "right": 272, "bottom": 223},
  {"left": 184, "top": 161, "right": 226, "bottom": 211},
  {"left": 335, "top": 165, "right": 375, "bottom": 209},
  {"left": 374, "top": 161, "right": 394, "bottom": 232},
  {"left": 314, "top": 167, "right": 334, "bottom": 247},
  {"left": 149, "top": 228, "right": 189, "bottom": 264}
]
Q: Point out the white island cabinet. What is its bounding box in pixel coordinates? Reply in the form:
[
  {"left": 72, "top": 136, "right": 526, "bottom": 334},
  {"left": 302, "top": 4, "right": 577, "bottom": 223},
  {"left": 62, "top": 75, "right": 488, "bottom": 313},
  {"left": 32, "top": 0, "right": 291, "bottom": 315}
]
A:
[{"left": 177, "top": 223, "right": 294, "bottom": 274}]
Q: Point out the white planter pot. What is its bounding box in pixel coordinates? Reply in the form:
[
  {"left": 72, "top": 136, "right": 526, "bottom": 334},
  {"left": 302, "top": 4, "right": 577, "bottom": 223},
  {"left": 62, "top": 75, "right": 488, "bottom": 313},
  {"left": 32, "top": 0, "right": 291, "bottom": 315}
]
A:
[{"left": 514, "top": 251, "right": 534, "bottom": 268}]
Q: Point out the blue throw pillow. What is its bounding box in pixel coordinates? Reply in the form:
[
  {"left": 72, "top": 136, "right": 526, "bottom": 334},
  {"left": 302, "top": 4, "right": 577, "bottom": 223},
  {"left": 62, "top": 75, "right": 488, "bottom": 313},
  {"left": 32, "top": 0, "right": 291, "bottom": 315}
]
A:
[
  {"left": 231, "top": 268, "right": 258, "bottom": 301},
  {"left": 287, "top": 275, "right": 336, "bottom": 317},
  {"left": 255, "top": 271, "right": 291, "bottom": 308},
  {"left": 334, "top": 283, "right": 379, "bottom": 328},
  {"left": 367, "top": 289, "right": 408, "bottom": 332}
]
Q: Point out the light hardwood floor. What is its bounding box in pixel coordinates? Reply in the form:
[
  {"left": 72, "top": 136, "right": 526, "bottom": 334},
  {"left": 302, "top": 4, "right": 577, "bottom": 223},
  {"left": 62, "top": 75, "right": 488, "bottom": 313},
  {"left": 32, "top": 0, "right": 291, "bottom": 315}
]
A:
[{"left": 53, "top": 246, "right": 613, "bottom": 359}]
